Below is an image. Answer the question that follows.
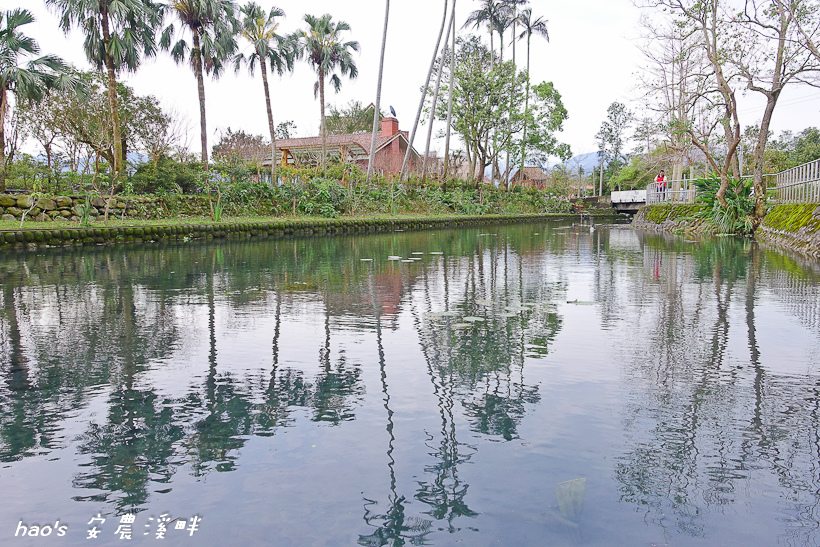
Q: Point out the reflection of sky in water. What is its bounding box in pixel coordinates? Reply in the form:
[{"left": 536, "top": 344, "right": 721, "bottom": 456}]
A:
[{"left": 1, "top": 221, "right": 820, "bottom": 545}]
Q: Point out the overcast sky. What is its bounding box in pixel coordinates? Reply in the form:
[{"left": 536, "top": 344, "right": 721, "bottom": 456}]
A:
[{"left": 12, "top": 0, "right": 820, "bottom": 160}]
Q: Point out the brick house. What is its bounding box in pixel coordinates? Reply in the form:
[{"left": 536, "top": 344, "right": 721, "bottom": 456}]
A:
[{"left": 265, "top": 117, "right": 425, "bottom": 176}]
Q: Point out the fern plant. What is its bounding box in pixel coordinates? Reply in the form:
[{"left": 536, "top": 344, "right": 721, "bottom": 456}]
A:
[{"left": 693, "top": 177, "right": 756, "bottom": 235}]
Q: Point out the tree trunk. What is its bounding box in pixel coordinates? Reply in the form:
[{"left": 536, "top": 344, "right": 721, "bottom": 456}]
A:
[
  {"left": 520, "top": 36, "right": 532, "bottom": 182},
  {"left": 422, "top": 1, "right": 455, "bottom": 183},
  {"left": 192, "top": 28, "right": 209, "bottom": 171},
  {"left": 319, "top": 70, "right": 327, "bottom": 171},
  {"left": 367, "top": 0, "right": 390, "bottom": 185},
  {"left": 399, "top": 0, "right": 449, "bottom": 179},
  {"left": 100, "top": 8, "right": 124, "bottom": 179},
  {"left": 259, "top": 56, "right": 277, "bottom": 185},
  {"left": 443, "top": 8, "right": 456, "bottom": 182},
  {"left": 0, "top": 87, "right": 7, "bottom": 193},
  {"left": 753, "top": 92, "right": 780, "bottom": 220}
]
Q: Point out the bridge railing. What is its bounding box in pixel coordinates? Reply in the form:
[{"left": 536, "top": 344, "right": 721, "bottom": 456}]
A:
[
  {"left": 646, "top": 179, "right": 697, "bottom": 204},
  {"left": 775, "top": 159, "right": 820, "bottom": 203}
]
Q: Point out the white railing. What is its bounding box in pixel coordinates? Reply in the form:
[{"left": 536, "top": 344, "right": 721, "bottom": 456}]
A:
[
  {"left": 775, "top": 159, "right": 820, "bottom": 203},
  {"left": 646, "top": 179, "right": 697, "bottom": 204}
]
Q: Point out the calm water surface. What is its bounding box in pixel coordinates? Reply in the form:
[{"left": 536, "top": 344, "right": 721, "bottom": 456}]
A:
[{"left": 2, "top": 220, "right": 820, "bottom": 546}]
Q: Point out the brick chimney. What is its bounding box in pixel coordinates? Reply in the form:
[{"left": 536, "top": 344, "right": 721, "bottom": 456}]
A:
[{"left": 380, "top": 117, "right": 399, "bottom": 137}]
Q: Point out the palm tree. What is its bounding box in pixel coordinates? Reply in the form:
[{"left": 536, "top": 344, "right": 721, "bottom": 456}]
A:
[
  {"left": 399, "top": 0, "right": 449, "bottom": 180},
  {"left": 516, "top": 8, "right": 549, "bottom": 180},
  {"left": 422, "top": 0, "right": 457, "bottom": 183},
  {"left": 234, "top": 2, "right": 296, "bottom": 184},
  {"left": 366, "top": 0, "right": 390, "bottom": 185},
  {"left": 503, "top": 0, "right": 528, "bottom": 186},
  {"left": 161, "top": 0, "right": 238, "bottom": 171},
  {"left": 464, "top": 0, "right": 508, "bottom": 60},
  {"left": 0, "top": 8, "right": 79, "bottom": 192},
  {"left": 47, "top": 0, "right": 161, "bottom": 180},
  {"left": 300, "top": 14, "right": 359, "bottom": 172}
]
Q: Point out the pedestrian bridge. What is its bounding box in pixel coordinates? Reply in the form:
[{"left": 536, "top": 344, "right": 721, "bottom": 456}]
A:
[{"left": 610, "top": 190, "right": 646, "bottom": 214}]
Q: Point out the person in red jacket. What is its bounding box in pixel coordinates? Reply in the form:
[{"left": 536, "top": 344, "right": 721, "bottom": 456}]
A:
[{"left": 655, "top": 170, "right": 666, "bottom": 200}]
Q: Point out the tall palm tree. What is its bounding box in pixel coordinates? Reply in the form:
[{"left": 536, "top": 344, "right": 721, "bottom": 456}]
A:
[
  {"left": 422, "top": 0, "right": 457, "bottom": 183},
  {"left": 48, "top": 0, "right": 161, "bottom": 180},
  {"left": 399, "top": 0, "right": 449, "bottom": 180},
  {"left": 503, "top": 0, "right": 528, "bottom": 186},
  {"left": 300, "top": 14, "right": 359, "bottom": 172},
  {"left": 516, "top": 8, "right": 548, "bottom": 180},
  {"left": 464, "top": 0, "right": 507, "bottom": 60},
  {"left": 234, "top": 2, "right": 296, "bottom": 184},
  {"left": 161, "top": 0, "right": 238, "bottom": 171},
  {"left": 0, "top": 8, "right": 79, "bottom": 192},
  {"left": 366, "top": 0, "right": 389, "bottom": 185},
  {"left": 443, "top": 7, "right": 456, "bottom": 181}
]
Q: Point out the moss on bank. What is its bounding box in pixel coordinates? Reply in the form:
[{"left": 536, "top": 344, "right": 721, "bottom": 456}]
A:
[
  {"left": 633, "top": 204, "right": 709, "bottom": 232},
  {"left": 757, "top": 203, "right": 820, "bottom": 258},
  {"left": 760, "top": 203, "right": 820, "bottom": 234},
  {"left": 0, "top": 213, "right": 574, "bottom": 251}
]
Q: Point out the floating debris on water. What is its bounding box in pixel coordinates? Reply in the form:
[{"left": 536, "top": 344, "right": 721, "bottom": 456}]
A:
[
  {"left": 463, "top": 316, "right": 485, "bottom": 322},
  {"left": 556, "top": 478, "right": 586, "bottom": 522}
]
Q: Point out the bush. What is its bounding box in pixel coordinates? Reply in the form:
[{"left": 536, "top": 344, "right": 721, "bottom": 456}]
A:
[
  {"left": 693, "top": 177, "right": 756, "bottom": 234},
  {"left": 131, "top": 156, "right": 201, "bottom": 194}
]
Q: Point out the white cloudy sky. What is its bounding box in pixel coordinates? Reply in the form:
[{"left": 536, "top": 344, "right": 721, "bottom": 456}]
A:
[{"left": 11, "top": 0, "right": 820, "bottom": 159}]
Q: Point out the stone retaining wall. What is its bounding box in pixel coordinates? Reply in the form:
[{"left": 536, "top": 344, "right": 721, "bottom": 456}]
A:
[
  {"left": 0, "top": 214, "right": 565, "bottom": 251},
  {"left": 0, "top": 194, "right": 149, "bottom": 222}
]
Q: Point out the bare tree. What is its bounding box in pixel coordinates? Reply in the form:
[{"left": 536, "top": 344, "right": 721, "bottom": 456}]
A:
[{"left": 733, "top": 0, "right": 820, "bottom": 220}]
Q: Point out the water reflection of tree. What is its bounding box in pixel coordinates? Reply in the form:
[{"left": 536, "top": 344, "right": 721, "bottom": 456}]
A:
[
  {"left": 0, "top": 248, "right": 182, "bottom": 462},
  {"left": 616, "top": 235, "right": 820, "bottom": 544},
  {"left": 359, "top": 269, "right": 432, "bottom": 546},
  {"left": 408, "top": 234, "right": 563, "bottom": 532},
  {"left": 72, "top": 387, "right": 184, "bottom": 510}
]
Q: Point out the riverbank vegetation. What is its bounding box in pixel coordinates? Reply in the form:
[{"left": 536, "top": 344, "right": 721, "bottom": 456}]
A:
[
  {"left": 587, "top": 0, "right": 820, "bottom": 229},
  {"left": 4, "top": 1, "right": 820, "bottom": 236}
]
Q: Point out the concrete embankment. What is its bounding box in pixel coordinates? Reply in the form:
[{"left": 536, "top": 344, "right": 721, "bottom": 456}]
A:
[
  {"left": 0, "top": 213, "right": 569, "bottom": 251},
  {"left": 756, "top": 203, "right": 820, "bottom": 258},
  {"left": 633, "top": 202, "right": 820, "bottom": 258},
  {"left": 630, "top": 204, "right": 708, "bottom": 233}
]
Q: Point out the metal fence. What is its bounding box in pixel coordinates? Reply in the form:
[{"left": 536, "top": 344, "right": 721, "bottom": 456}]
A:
[
  {"left": 775, "top": 159, "right": 820, "bottom": 203},
  {"left": 646, "top": 179, "right": 697, "bottom": 204}
]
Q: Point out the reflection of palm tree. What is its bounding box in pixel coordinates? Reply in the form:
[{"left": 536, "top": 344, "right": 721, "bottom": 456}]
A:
[
  {"left": 359, "top": 269, "right": 432, "bottom": 546},
  {"left": 312, "top": 305, "right": 364, "bottom": 424},
  {"left": 73, "top": 387, "right": 184, "bottom": 511},
  {"left": 412, "top": 272, "right": 478, "bottom": 528}
]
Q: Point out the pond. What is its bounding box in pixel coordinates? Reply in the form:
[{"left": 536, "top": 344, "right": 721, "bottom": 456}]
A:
[{"left": 2, "top": 220, "right": 820, "bottom": 546}]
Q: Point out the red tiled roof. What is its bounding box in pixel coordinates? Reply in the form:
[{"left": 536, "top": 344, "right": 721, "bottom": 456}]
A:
[{"left": 274, "top": 132, "right": 404, "bottom": 154}]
